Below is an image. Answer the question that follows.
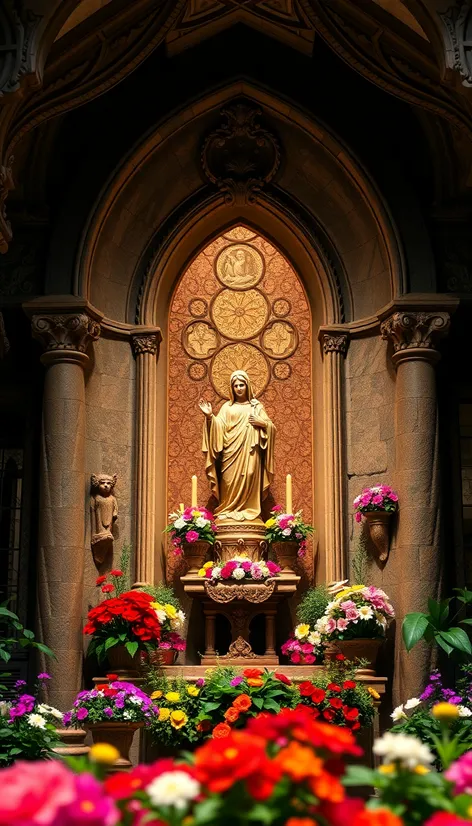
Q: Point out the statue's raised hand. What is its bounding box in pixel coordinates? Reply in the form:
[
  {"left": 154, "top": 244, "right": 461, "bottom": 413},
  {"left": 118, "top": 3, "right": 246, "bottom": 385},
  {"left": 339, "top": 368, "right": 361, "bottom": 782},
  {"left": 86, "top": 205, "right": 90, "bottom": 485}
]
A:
[{"left": 199, "top": 399, "right": 212, "bottom": 419}]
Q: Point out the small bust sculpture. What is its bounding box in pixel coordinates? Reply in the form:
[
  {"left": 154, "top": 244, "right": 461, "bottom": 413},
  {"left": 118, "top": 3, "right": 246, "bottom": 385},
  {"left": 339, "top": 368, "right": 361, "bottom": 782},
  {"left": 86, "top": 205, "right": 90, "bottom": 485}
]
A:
[{"left": 90, "top": 473, "right": 118, "bottom": 566}]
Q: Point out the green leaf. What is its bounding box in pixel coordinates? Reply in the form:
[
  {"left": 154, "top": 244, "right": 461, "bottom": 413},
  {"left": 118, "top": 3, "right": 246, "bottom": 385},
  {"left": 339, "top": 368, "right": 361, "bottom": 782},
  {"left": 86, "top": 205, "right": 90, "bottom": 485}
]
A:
[
  {"left": 125, "top": 641, "right": 139, "bottom": 658},
  {"left": 454, "top": 588, "right": 472, "bottom": 605},
  {"left": 0, "top": 606, "right": 20, "bottom": 620},
  {"left": 194, "top": 797, "right": 222, "bottom": 825},
  {"left": 436, "top": 634, "right": 454, "bottom": 656},
  {"left": 21, "top": 629, "right": 35, "bottom": 639},
  {"left": 105, "top": 637, "right": 118, "bottom": 651},
  {"left": 438, "top": 628, "right": 472, "bottom": 655},
  {"left": 252, "top": 696, "right": 264, "bottom": 710},
  {"left": 32, "top": 642, "right": 56, "bottom": 659},
  {"left": 427, "top": 598, "right": 451, "bottom": 628},
  {"left": 262, "top": 698, "right": 280, "bottom": 713},
  {"left": 342, "top": 765, "right": 378, "bottom": 786},
  {"left": 402, "top": 613, "right": 429, "bottom": 651},
  {"left": 202, "top": 702, "right": 221, "bottom": 712},
  {"left": 0, "top": 649, "right": 10, "bottom": 663},
  {"left": 247, "top": 804, "right": 274, "bottom": 824}
]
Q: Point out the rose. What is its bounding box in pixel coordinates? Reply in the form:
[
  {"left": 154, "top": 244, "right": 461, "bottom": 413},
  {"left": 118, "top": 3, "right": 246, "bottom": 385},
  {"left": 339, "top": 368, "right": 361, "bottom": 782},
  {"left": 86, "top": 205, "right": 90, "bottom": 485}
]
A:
[{"left": 185, "top": 530, "right": 199, "bottom": 543}]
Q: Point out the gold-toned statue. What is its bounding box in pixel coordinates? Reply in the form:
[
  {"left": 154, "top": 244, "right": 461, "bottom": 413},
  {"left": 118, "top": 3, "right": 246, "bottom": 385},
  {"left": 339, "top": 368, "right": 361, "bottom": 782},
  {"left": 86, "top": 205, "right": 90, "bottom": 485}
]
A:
[{"left": 199, "top": 370, "right": 275, "bottom": 522}]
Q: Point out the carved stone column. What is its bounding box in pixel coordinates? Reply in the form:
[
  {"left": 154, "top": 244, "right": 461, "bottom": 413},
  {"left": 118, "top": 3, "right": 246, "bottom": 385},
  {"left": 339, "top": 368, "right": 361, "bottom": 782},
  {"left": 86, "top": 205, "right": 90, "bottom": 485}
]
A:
[
  {"left": 23, "top": 297, "right": 102, "bottom": 710},
  {"left": 132, "top": 331, "right": 162, "bottom": 586},
  {"left": 380, "top": 302, "right": 456, "bottom": 704},
  {"left": 320, "top": 330, "right": 349, "bottom": 583}
]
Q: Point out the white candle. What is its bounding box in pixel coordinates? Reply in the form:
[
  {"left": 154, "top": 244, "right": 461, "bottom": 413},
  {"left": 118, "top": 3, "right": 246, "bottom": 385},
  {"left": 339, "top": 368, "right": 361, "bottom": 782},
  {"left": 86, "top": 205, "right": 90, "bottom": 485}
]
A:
[
  {"left": 191, "top": 475, "right": 198, "bottom": 507},
  {"left": 286, "top": 474, "right": 293, "bottom": 514}
]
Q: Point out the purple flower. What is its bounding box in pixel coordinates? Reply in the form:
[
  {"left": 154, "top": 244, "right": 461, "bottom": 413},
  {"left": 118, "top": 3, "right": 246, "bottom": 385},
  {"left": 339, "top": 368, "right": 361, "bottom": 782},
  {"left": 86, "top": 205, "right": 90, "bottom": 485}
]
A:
[
  {"left": 104, "top": 707, "right": 114, "bottom": 718},
  {"left": 9, "top": 703, "right": 27, "bottom": 720},
  {"left": 76, "top": 707, "right": 88, "bottom": 721},
  {"left": 114, "top": 695, "right": 125, "bottom": 709},
  {"left": 18, "top": 694, "right": 35, "bottom": 712},
  {"left": 420, "top": 684, "right": 435, "bottom": 701},
  {"left": 230, "top": 676, "right": 244, "bottom": 687},
  {"left": 37, "top": 672, "right": 51, "bottom": 680},
  {"left": 196, "top": 678, "right": 205, "bottom": 688},
  {"left": 14, "top": 680, "right": 26, "bottom": 689},
  {"left": 63, "top": 711, "right": 72, "bottom": 726}
]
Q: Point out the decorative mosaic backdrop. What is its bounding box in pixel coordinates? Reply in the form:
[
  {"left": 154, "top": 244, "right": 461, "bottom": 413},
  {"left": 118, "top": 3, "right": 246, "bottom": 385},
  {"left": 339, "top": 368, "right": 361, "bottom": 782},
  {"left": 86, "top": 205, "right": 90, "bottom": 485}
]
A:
[{"left": 167, "top": 226, "right": 314, "bottom": 575}]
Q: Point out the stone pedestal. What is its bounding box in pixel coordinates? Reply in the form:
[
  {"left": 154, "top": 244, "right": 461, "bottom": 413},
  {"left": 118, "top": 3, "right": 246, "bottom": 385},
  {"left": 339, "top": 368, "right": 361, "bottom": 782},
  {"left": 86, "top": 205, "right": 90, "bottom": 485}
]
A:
[{"left": 214, "top": 521, "right": 267, "bottom": 563}]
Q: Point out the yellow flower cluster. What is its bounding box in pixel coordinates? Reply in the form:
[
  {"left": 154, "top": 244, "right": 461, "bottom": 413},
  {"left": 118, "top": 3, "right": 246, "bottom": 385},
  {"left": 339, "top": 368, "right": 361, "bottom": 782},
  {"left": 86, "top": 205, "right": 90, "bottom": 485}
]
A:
[
  {"left": 265, "top": 517, "right": 276, "bottom": 528},
  {"left": 335, "top": 584, "right": 365, "bottom": 600},
  {"left": 150, "top": 601, "right": 178, "bottom": 620},
  {"left": 198, "top": 561, "right": 214, "bottom": 577},
  {"left": 154, "top": 685, "right": 199, "bottom": 731},
  {"left": 158, "top": 708, "right": 188, "bottom": 729}
]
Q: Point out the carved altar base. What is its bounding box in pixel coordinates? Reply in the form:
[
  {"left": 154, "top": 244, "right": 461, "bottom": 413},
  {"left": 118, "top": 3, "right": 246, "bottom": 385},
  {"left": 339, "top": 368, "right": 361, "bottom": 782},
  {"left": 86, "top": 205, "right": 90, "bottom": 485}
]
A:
[
  {"left": 181, "top": 572, "right": 300, "bottom": 665},
  {"left": 214, "top": 521, "right": 267, "bottom": 563}
]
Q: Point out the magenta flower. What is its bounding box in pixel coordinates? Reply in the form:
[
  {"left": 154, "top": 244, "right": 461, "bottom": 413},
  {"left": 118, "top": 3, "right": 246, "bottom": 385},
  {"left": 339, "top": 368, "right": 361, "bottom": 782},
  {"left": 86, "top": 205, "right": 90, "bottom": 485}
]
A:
[
  {"left": 58, "top": 772, "right": 119, "bottom": 826},
  {"left": 230, "top": 676, "right": 244, "bottom": 687},
  {"left": 372, "top": 494, "right": 383, "bottom": 505},
  {"left": 76, "top": 707, "right": 88, "bottom": 721},
  {"left": 355, "top": 512, "right": 362, "bottom": 523},
  {"left": 446, "top": 751, "right": 472, "bottom": 795},
  {"left": 272, "top": 505, "right": 283, "bottom": 513},
  {"left": 241, "top": 560, "right": 252, "bottom": 572},
  {"left": 37, "top": 673, "right": 51, "bottom": 681},
  {"left": 185, "top": 530, "right": 199, "bottom": 543},
  {"left": 266, "top": 560, "right": 281, "bottom": 575}
]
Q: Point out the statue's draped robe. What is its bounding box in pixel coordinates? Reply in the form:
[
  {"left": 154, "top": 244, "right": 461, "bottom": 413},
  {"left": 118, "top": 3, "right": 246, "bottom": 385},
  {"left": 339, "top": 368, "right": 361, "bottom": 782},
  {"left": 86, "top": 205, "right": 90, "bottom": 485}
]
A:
[{"left": 202, "top": 400, "right": 275, "bottom": 521}]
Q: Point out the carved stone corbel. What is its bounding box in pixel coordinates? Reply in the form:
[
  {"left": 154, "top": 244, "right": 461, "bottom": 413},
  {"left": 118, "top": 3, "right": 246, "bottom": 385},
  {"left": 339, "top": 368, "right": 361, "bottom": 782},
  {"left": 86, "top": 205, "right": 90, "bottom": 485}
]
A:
[{"left": 380, "top": 310, "right": 451, "bottom": 365}]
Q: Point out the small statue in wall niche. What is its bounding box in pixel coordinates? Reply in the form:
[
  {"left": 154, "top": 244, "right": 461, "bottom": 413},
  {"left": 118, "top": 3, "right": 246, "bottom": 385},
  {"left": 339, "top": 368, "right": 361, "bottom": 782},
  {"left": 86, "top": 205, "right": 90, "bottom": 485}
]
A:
[{"left": 90, "top": 474, "right": 118, "bottom": 567}]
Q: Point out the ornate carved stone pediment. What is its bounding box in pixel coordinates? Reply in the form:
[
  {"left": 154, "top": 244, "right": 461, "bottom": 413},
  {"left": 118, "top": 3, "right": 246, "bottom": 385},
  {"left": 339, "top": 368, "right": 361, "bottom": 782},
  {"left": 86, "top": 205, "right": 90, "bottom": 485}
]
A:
[{"left": 201, "top": 102, "right": 281, "bottom": 205}]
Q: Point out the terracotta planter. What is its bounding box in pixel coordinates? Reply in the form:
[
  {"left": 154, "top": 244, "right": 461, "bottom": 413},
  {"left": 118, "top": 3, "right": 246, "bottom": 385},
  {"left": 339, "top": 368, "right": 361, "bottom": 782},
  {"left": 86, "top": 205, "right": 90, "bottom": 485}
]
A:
[
  {"left": 334, "top": 638, "right": 383, "bottom": 675},
  {"left": 107, "top": 644, "right": 141, "bottom": 676},
  {"left": 364, "top": 511, "right": 392, "bottom": 562},
  {"left": 53, "top": 727, "right": 90, "bottom": 757},
  {"left": 183, "top": 539, "right": 211, "bottom": 572},
  {"left": 87, "top": 722, "right": 143, "bottom": 771},
  {"left": 271, "top": 540, "right": 299, "bottom": 572},
  {"left": 151, "top": 648, "right": 178, "bottom": 666}
]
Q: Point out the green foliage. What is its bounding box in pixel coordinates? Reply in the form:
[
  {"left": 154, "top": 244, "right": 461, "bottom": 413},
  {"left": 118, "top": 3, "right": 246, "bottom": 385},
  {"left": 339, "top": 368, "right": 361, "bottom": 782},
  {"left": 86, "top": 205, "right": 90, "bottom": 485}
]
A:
[
  {"left": 391, "top": 710, "right": 472, "bottom": 770},
  {"left": 0, "top": 601, "right": 55, "bottom": 668},
  {"left": 296, "top": 585, "right": 330, "bottom": 628},
  {"left": 350, "top": 533, "right": 369, "bottom": 584},
  {"left": 115, "top": 542, "right": 132, "bottom": 594},
  {"left": 141, "top": 583, "right": 181, "bottom": 609},
  {"left": 402, "top": 589, "right": 472, "bottom": 659},
  {"left": 0, "top": 714, "right": 60, "bottom": 768}
]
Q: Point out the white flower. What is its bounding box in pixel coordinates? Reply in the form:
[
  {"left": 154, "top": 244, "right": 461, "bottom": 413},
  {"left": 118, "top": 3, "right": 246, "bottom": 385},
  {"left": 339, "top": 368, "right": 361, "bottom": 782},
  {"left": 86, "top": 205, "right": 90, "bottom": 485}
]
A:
[
  {"left": 211, "top": 566, "right": 222, "bottom": 579},
  {"left": 390, "top": 704, "right": 407, "bottom": 722},
  {"left": 195, "top": 517, "right": 209, "bottom": 528},
  {"left": 375, "top": 612, "right": 387, "bottom": 627},
  {"left": 129, "top": 695, "right": 143, "bottom": 705},
  {"left": 155, "top": 609, "right": 167, "bottom": 624},
  {"left": 325, "top": 600, "right": 338, "bottom": 612},
  {"left": 0, "top": 701, "right": 9, "bottom": 718},
  {"left": 171, "top": 610, "right": 185, "bottom": 631},
  {"left": 458, "top": 706, "right": 472, "bottom": 717},
  {"left": 404, "top": 697, "right": 421, "bottom": 710},
  {"left": 294, "top": 624, "right": 309, "bottom": 640},
  {"left": 308, "top": 631, "right": 321, "bottom": 646},
  {"left": 282, "top": 528, "right": 291, "bottom": 537},
  {"left": 27, "top": 713, "right": 47, "bottom": 729},
  {"left": 174, "top": 517, "right": 186, "bottom": 530},
  {"left": 358, "top": 605, "right": 373, "bottom": 620},
  {"left": 373, "top": 732, "right": 434, "bottom": 769},
  {"left": 38, "top": 703, "right": 63, "bottom": 721},
  {"left": 316, "top": 616, "right": 328, "bottom": 634},
  {"left": 123, "top": 710, "right": 133, "bottom": 720},
  {"left": 146, "top": 771, "right": 201, "bottom": 809},
  {"left": 232, "top": 567, "right": 245, "bottom": 580}
]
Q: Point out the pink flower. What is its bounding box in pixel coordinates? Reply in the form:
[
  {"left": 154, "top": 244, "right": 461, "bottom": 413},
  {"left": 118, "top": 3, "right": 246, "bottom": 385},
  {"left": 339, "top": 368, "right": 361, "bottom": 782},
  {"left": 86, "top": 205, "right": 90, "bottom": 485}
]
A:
[
  {"left": 56, "top": 772, "right": 119, "bottom": 826},
  {"left": 360, "top": 494, "right": 372, "bottom": 506},
  {"left": 0, "top": 760, "right": 76, "bottom": 825},
  {"left": 371, "top": 494, "right": 383, "bottom": 505},
  {"left": 272, "top": 505, "right": 283, "bottom": 513},
  {"left": 345, "top": 608, "right": 359, "bottom": 622},
  {"left": 303, "top": 654, "right": 316, "bottom": 664},
  {"left": 185, "top": 530, "right": 199, "bottom": 543},
  {"left": 337, "top": 618, "right": 348, "bottom": 631},
  {"left": 389, "top": 493, "right": 399, "bottom": 502},
  {"left": 340, "top": 600, "right": 356, "bottom": 611},
  {"left": 250, "top": 563, "right": 264, "bottom": 580},
  {"left": 241, "top": 561, "right": 252, "bottom": 572},
  {"left": 301, "top": 643, "right": 314, "bottom": 654},
  {"left": 355, "top": 512, "right": 362, "bottom": 523},
  {"left": 445, "top": 751, "right": 472, "bottom": 795},
  {"left": 291, "top": 651, "right": 301, "bottom": 663},
  {"left": 325, "top": 618, "right": 337, "bottom": 634},
  {"left": 266, "top": 560, "right": 281, "bottom": 575},
  {"left": 221, "top": 563, "right": 236, "bottom": 579},
  {"left": 423, "top": 815, "right": 471, "bottom": 826},
  {"left": 205, "top": 567, "right": 213, "bottom": 578}
]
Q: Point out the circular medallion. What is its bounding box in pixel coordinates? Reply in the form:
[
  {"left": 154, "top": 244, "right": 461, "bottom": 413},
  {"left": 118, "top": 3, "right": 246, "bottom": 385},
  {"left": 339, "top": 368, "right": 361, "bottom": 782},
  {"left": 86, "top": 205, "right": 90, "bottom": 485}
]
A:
[
  {"left": 189, "top": 298, "right": 208, "bottom": 318},
  {"left": 272, "top": 298, "right": 291, "bottom": 318},
  {"left": 182, "top": 320, "right": 220, "bottom": 359},
  {"left": 215, "top": 244, "right": 264, "bottom": 290},
  {"left": 210, "top": 343, "right": 270, "bottom": 399},
  {"left": 260, "top": 320, "right": 298, "bottom": 359},
  {"left": 211, "top": 289, "right": 269, "bottom": 340},
  {"left": 273, "top": 361, "right": 292, "bottom": 381},
  {"left": 188, "top": 361, "right": 208, "bottom": 381}
]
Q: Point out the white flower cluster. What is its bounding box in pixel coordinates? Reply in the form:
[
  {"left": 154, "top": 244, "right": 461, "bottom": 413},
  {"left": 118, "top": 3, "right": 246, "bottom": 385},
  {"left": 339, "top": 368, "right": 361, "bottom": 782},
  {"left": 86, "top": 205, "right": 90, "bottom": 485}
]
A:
[
  {"left": 373, "top": 731, "right": 434, "bottom": 769},
  {"left": 392, "top": 697, "right": 472, "bottom": 722},
  {"left": 146, "top": 771, "right": 201, "bottom": 809},
  {"left": 27, "top": 713, "right": 47, "bottom": 729}
]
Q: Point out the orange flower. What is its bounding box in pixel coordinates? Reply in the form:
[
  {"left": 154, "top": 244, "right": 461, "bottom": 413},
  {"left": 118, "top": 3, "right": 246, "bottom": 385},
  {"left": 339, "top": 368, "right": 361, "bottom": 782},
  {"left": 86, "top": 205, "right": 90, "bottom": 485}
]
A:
[
  {"left": 243, "top": 668, "right": 264, "bottom": 679},
  {"left": 196, "top": 719, "right": 212, "bottom": 733},
  {"left": 353, "top": 810, "right": 404, "bottom": 826},
  {"left": 224, "top": 707, "right": 240, "bottom": 723},
  {"left": 212, "top": 723, "right": 231, "bottom": 739},
  {"left": 274, "top": 741, "right": 323, "bottom": 782},
  {"left": 195, "top": 730, "right": 271, "bottom": 793},
  {"left": 233, "top": 693, "right": 252, "bottom": 712},
  {"left": 309, "top": 770, "right": 345, "bottom": 803},
  {"left": 285, "top": 820, "right": 318, "bottom": 826},
  {"left": 247, "top": 678, "right": 264, "bottom": 687}
]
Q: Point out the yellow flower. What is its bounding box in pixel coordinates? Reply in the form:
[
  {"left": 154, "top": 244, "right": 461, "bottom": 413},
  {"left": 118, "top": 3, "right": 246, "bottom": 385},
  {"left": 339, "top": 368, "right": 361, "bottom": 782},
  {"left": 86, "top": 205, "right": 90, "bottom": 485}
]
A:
[
  {"left": 198, "top": 568, "right": 206, "bottom": 577},
  {"left": 413, "top": 765, "right": 430, "bottom": 775},
  {"left": 164, "top": 603, "right": 177, "bottom": 619},
  {"left": 203, "top": 561, "right": 213, "bottom": 569},
  {"left": 265, "top": 518, "right": 276, "bottom": 528},
  {"left": 432, "top": 702, "right": 460, "bottom": 721},
  {"left": 150, "top": 690, "right": 163, "bottom": 700},
  {"left": 192, "top": 510, "right": 202, "bottom": 518},
  {"left": 294, "top": 623, "right": 310, "bottom": 640},
  {"left": 159, "top": 708, "right": 170, "bottom": 721},
  {"left": 335, "top": 584, "right": 365, "bottom": 600},
  {"left": 165, "top": 691, "right": 180, "bottom": 703},
  {"left": 89, "top": 743, "right": 119, "bottom": 765},
  {"left": 170, "top": 709, "right": 188, "bottom": 729},
  {"left": 187, "top": 685, "right": 200, "bottom": 697},
  {"left": 150, "top": 602, "right": 164, "bottom": 611},
  {"left": 368, "top": 687, "right": 380, "bottom": 700},
  {"left": 378, "top": 764, "right": 395, "bottom": 774}
]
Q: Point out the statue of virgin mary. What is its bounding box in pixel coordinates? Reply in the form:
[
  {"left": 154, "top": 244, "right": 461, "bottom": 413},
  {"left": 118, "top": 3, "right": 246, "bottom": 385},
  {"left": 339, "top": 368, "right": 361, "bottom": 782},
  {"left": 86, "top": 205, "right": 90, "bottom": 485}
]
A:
[{"left": 199, "top": 370, "right": 275, "bottom": 522}]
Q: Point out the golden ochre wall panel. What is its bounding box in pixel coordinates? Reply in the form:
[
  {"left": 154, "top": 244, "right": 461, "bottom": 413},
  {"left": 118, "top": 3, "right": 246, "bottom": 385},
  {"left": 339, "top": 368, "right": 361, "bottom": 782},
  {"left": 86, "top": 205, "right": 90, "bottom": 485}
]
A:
[{"left": 167, "top": 225, "right": 314, "bottom": 572}]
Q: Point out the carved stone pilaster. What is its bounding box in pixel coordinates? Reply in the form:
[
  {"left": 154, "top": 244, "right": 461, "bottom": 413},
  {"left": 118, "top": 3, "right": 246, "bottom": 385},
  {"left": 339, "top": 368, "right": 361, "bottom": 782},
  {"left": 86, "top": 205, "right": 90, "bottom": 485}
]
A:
[
  {"left": 321, "top": 333, "right": 349, "bottom": 356},
  {"left": 380, "top": 311, "right": 450, "bottom": 366},
  {"left": 131, "top": 333, "right": 160, "bottom": 357},
  {"left": 440, "top": 2, "right": 472, "bottom": 88},
  {"left": 31, "top": 312, "right": 100, "bottom": 366}
]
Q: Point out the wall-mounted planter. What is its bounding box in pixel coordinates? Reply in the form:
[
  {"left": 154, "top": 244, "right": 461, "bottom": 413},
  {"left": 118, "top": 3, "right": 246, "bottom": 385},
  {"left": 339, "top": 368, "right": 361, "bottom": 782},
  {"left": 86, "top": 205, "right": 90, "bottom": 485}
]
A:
[{"left": 364, "top": 511, "right": 393, "bottom": 563}]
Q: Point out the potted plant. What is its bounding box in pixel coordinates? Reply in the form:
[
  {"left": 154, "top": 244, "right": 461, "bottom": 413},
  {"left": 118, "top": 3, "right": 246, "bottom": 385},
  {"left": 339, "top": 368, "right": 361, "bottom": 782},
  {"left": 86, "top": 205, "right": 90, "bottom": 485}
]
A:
[
  {"left": 264, "top": 505, "right": 313, "bottom": 571},
  {"left": 64, "top": 677, "right": 158, "bottom": 770},
  {"left": 165, "top": 505, "right": 217, "bottom": 572},
  {"left": 0, "top": 673, "right": 61, "bottom": 767},
  {"left": 198, "top": 554, "right": 280, "bottom": 582},
  {"left": 353, "top": 485, "right": 398, "bottom": 562},
  {"left": 316, "top": 584, "right": 395, "bottom": 672},
  {"left": 296, "top": 659, "right": 376, "bottom": 732}
]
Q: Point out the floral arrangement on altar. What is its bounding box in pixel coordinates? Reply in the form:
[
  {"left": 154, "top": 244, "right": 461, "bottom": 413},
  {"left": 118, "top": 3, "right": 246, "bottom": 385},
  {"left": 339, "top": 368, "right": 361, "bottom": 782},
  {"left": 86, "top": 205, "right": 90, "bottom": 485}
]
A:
[
  {"left": 165, "top": 505, "right": 217, "bottom": 554},
  {"left": 3, "top": 706, "right": 472, "bottom": 826},
  {"left": 197, "top": 554, "right": 280, "bottom": 581},
  {"left": 0, "top": 673, "right": 61, "bottom": 767},
  {"left": 296, "top": 659, "right": 376, "bottom": 731},
  {"left": 84, "top": 588, "right": 161, "bottom": 663},
  {"left": 353, "top": 484, "right": 399, "bottom": 522},
  {"left": 316, "top": 584, "right": 395, "bottom": 640},
  {"left": 264, "top": 505, "right": 313, "bottom": 556},
  {"left": 64, "top": 679, "right": 158, "bottom": 728},
  {"left": 281, "top": 622, "right": 325, "bottom": 664}
]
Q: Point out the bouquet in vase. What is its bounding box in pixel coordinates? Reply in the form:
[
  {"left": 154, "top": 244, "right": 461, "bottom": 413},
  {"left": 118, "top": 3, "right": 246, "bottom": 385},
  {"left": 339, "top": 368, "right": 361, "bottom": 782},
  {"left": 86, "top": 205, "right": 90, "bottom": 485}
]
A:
[
  {"left": 264, "top": 505, "right": 313, "bottom": 557},
  {"left": 316, "top": 584, "right": 394, "bottom": 641},
  {"left": 281, "top": 623, "right": 325, "bottom": 664},
  {"left": 353, "top": 484, "right": 398, "bottom": 523},
  {"left": 165, "top": 506, "right": 217, "bottom": 555},
  {"left": 64, "top": 679, "right": 158, "bottom": 727}
]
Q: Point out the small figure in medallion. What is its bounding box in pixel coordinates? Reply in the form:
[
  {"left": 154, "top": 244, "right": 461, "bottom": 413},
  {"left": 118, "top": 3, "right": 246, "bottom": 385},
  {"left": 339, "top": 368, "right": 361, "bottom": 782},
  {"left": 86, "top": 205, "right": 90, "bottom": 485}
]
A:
[{"left": 199, "top": 370, "right": 275, "bottom": 522}]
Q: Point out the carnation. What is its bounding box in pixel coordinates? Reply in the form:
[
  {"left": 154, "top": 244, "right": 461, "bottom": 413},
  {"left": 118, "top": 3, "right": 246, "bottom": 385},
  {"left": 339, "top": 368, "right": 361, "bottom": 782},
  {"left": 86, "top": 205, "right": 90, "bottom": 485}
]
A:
[
  {"left": 146, "top": 771, "right": 200, "bottom": 809},
  {"left": 373, "top": 731, "right": 434, "bottom": 769}
]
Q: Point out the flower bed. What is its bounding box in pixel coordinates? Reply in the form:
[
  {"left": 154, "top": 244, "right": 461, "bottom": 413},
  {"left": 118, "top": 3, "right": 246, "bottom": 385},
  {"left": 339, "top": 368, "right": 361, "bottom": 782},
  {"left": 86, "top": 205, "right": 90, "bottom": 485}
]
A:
[
  {"left": 64, "top": 680, "right": 158, "bottom": 727},
  {"left": 198, "top": 555, "right": 280, "bottom": 581},
  {"left": 0, "top": 673, "right": 61, "bottom": 767}
]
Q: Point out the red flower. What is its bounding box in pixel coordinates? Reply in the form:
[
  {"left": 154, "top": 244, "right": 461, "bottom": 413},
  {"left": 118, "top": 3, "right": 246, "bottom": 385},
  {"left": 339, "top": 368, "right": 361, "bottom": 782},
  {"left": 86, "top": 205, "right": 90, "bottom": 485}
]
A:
[
  {"left": 343, "top": 706, "right": 359, "bottom": 721},
  {"left": 329, "top": 697, "right": 343, "bottom": 710},
  {"left": 423, "top": 815, "right": 472, "bottom": 826},
  {"left": 327, "top": 683, "right": 342, "bottom": 692},
  {"left": 95, "top": 575, "right": 107, "bottom": 586},
  {"left": 212, "top": 723, "right": 231, "bottom": 739},
  {"left": 247, "top": 708, "right": 362, "bottom": 756},
  {"left": 311, "top": 688, "right": 326, "bottom": 704},
  {"left": 322, "top": 708, "right": 335, "bottom": 722},
  {"left": 353, "top": 810, "right": 404, "bottom": 826},
  {"left": 299, "top": 681, "right": 315, "bottom": 697},
  {"left": 243, "top": 668, "right": 264, "bottom": 679},
  {"left": 318, "top": 798, "right": 365, "bottom": 826},
  {"left": 343, "top": 680, "right": 357, "bottom": 690},
  {"left": 110, "top": 569, "right": 123, "bottom": 577},
  {"left": 274, "top": 672, "right": 291, "bottom": 685},
  {"left": 335, "top": 654, "right": 346, "bottom": 661},
  {"left": 195, "top": 731, "right": 273, "bottom": 793},
  {"left": 101, "top": 584, "right": 114, "bottom": 594},
  {"left": 350, "top": 721, "right": 361, "bottom": 731},
  {"left": 106, "top": 674, "right": 118, "bottom": 681}
]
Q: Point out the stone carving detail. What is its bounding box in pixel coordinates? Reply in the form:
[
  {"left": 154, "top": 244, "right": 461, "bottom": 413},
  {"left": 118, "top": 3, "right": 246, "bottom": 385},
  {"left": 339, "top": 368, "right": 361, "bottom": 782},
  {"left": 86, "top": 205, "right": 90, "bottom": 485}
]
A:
[
  {"left": 272, "top": 298, "right": 291, "bottom": 318},
  {"left": 32, "top": 313, "right": 100, "bottom": 353},
  {"left": 210, "top": 342, "right": 270, "bottom": 398},
  {"left": 90, "top": 474, "right": 118, "bottom": 567},
  {"left": 261, "top": 320, "right": 298, "bottom": 358},
  {"left": 216, "top": 244, "right": 264, "bottom": 289},
  {"left": 205, "top": 580, "right": 276, "bottom": 603},
  {"left": 188, "top": 361, "right": 208, "bottom": 381},
  {"left": 380, "top": 312, "right": 451, "bottom": 352},
  {"left": 440, "top": 2, "right": 472, "bottom": 87},
  {"left": 322, "top": 333, "right": 349, "bottom": 356},
  {"left": 211, "top": 289, "right": 269, "bottom": 339},
  {"left": 220, "top": 636, "right": 257, "bottom": 659},
  {"left": 273, "top": 361, "right": 291, "bottom": 380},
  {"left": 132, "top": 334, "right": 160, "bottom": 356},
  {"left": 201, "top": 102, "right": 281, "bottom": 205},
  {"left": 182, "top": 321, "right": 219, "bottom": 359},
  {"left": 189, "top": 298, "right": 208, "bottom": 317}
]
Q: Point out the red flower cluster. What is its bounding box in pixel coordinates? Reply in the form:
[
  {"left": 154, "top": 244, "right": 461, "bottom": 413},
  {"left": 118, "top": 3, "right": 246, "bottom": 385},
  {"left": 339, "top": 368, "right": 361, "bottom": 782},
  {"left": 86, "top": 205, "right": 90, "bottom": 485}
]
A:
[
  {"left": 83, "top": 590, "right": 161, "bottom": 644},
  {"left": 297, "top": 680, "right": 362, "bottom": 731}
]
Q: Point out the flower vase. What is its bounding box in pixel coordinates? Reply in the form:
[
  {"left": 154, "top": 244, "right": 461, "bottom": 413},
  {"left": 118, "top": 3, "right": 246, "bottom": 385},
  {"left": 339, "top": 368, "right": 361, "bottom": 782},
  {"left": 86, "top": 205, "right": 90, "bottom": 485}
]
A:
[
  {"left": 87, "top": 722, "right": 143, "bottom": 772},
  {"left": 334, "top": 638, "right": 383, "bottom": 675},
  {"left": 107, "top": 644, "right": 142, "bottom": 677},
  {"left": 183, "top": 540, "right": 211, "bottom": 573},
  {"left": 364, "top": 511, "right": 392, "bottom": 562},
  {"left": 52, "top": 728, "right": 90, "bottom": 757},
  {"left": 271, "top": 541, "right": 299, "bottom": 573}
]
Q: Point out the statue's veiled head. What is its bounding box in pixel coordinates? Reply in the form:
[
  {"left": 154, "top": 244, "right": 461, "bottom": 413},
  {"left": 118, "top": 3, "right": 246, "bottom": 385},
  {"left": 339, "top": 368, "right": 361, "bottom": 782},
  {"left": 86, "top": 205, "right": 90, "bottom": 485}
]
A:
[{"left": 230, "top": 370, "right": 254, "bottom": 403}]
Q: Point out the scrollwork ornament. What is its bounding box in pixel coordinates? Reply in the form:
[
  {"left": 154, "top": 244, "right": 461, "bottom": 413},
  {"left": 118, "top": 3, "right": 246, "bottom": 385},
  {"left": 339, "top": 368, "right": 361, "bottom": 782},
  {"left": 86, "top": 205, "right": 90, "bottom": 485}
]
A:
[
  {"left": 380, "top": 312, "right": 451, "bottom": 353},
  {"left": 220, "top": 637, "right": 257, "bottom": 659},
  {"left": 322, "top": 334, "right": 349, "bottom": 356},
  {"left": 32, "top": 313, "right": 100, "bottom": 354},
  {"left": 204, "top": 580, "right": 276, "bottom": 602}
]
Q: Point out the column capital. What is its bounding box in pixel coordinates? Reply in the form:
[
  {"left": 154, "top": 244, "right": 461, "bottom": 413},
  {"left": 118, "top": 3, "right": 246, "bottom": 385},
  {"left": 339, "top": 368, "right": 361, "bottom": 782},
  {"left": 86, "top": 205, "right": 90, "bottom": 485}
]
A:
[
  {"left": 131, "top": 331, "right": 162, "bottom": 357},
  {"left": 318, "top": 326, "right": 350, "bottom": 357},
  {"left": 23, "top": 296, "right": 102, "bottom": 367},
  {"left": 378, "top": 295, "right": 458, "bottom": 368}
]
